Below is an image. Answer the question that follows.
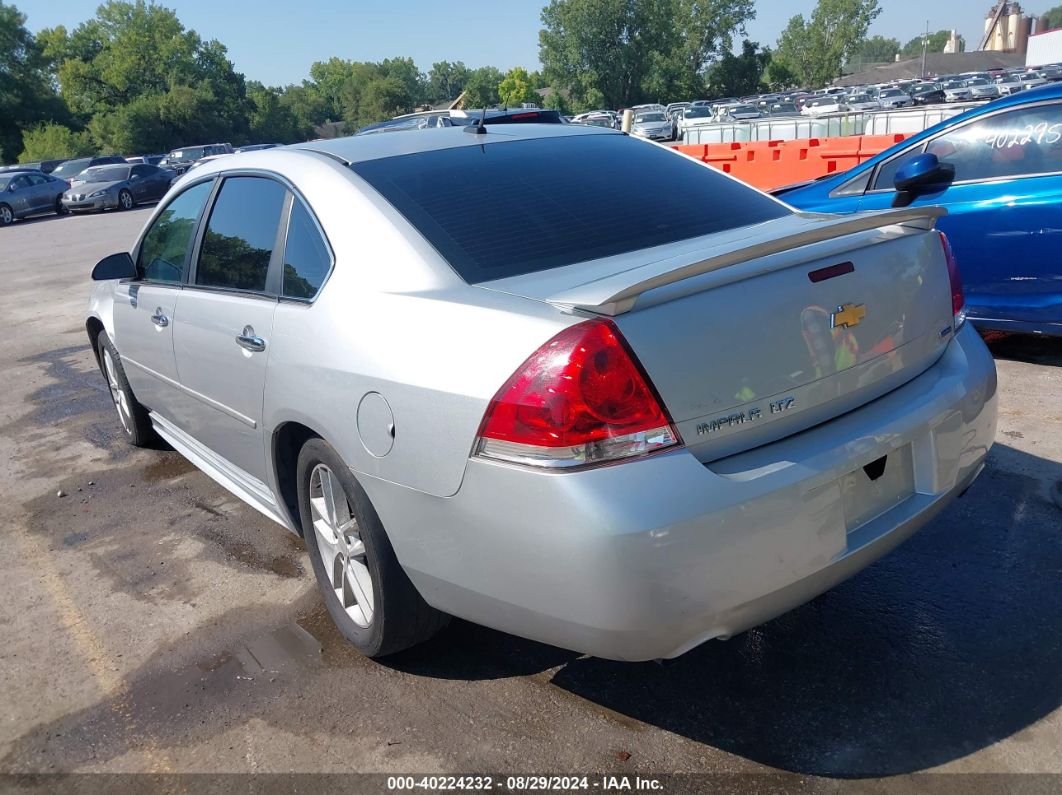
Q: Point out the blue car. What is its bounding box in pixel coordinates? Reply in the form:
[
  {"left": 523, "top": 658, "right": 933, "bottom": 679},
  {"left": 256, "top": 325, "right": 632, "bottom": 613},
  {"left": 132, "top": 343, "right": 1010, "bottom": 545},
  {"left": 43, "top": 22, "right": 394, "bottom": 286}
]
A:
[{"left": 775, "top": 84, "right": 1062, "bottom": 336}]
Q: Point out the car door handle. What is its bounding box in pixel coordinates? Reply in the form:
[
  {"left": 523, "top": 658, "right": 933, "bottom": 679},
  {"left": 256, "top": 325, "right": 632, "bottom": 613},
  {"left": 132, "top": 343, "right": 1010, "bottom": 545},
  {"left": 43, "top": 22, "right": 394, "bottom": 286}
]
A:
[
  {"left": 235, "top": 326, "right": 266, "bottom": 352},
  {"left": 150, "top": 309, "right": 169, "bottom": 328}
]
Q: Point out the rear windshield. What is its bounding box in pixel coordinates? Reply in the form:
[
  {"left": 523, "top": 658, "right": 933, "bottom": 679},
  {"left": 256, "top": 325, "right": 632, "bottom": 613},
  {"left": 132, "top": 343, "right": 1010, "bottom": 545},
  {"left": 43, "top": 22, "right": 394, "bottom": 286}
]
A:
[{"left": 350, "top": 134, "right": 788, "bottom": 283}]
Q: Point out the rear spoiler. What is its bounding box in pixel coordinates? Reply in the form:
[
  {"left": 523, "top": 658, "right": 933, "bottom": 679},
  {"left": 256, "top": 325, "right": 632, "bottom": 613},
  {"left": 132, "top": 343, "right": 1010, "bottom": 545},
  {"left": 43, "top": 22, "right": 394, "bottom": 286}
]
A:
[{"left": 549, "top": 206, "right": 947, "bottom": 316}]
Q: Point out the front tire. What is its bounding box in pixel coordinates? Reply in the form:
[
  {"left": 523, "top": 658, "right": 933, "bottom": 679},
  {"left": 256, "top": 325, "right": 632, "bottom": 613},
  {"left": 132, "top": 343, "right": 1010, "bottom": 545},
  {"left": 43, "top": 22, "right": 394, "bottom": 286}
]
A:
[
  {"left": 55, "top": 196, "right": 68, "bottom": 216},
  {"left": 97, "top": 332, "right": 155, "bottom": 446},
  {"left": 0, "top": 204, "right": 12, "bottom": 226},
  {"left": 118, "top": 189, "right": 134, "bottom": 210},
  {"left": 296, "top": 438, "right": 448, "bottom": 657}
]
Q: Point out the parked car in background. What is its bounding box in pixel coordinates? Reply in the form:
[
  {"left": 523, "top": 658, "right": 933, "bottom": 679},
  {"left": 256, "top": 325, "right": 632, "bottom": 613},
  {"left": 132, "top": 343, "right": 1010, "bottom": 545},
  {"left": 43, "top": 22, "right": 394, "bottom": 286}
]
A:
[
  {"left": 631, "top": 110, "right": 674, "bottom": 141},
  {"left": 713, "top": 103, "right": 762, "bottom": 122},
  {"left": 994, "top": 75, "right": 1024, "bottom": 95},
  {"left": 801, "top": 96, "right": 848, "bottom": 116},
  {"left": 50, "top": 155, "right": 127, "bottom": 184},
  {"left": 7, "top": 158, "right": 68, "bottom": 174},
  {"left": 965, "top": 78, "right": 1000, "bottom": 100},
  {"left": 85, "top": 124, "right": 995, "bottom": 662},
  {"left": 160, "top": 144, "right": 234, "bottom": 175},
  {"left": 677, "top": 105, "right": 713, "bottom": 139},
  {"left": 0, "top": 169, "right": 68, "bottom": 225},
  {"left": 878, "top": 88, "right": 914, "bottom": 108},
  {"left": 62, "top": 163, "right": 174, "bottom": 213},
  {"left": 1019, "top": 72, "right": 1048, "bottom": 90},
  {"left": 125, "top": 154, "right": 165, "bottom": 166},
  {"left": 579, "top": 114, "right": 616, "bottom": 129},
  {"left": 234, "top": 143, "right": 282, "bottom": 153},
  {"left": 774, "top": 84, "right": 1062, "bottom": 336},
  {"left": 845, "top": 93, "right": 881, "bottom": 112},
  {"left": 942, "top": 81, "right": 974, "bottom": 103},
  {"left": 764, "top": 102, "right": 801, "bottom": 117},
  {"left": 909, "top": 83, "right": 946, "bottom": 106}
]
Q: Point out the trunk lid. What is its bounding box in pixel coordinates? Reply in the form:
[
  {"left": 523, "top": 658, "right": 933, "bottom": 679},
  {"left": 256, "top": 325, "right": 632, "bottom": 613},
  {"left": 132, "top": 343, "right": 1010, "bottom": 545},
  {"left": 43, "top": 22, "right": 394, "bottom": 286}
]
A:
[{"left": 482, "top": 208, "right": 955, "bottom": 462}]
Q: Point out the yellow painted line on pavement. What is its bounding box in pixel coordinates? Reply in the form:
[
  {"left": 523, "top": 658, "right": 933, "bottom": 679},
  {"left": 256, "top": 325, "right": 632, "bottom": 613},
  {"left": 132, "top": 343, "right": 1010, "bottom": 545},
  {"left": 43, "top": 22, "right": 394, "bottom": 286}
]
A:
[{"left": 10, "top": 522, "right": 175, "bottom": 774}]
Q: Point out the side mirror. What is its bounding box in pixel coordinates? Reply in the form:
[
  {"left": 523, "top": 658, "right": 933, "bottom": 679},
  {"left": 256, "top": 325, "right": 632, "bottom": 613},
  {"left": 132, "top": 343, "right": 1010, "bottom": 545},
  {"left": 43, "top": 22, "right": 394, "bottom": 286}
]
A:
[
  {"left": 92, "top": 252, "right": 137, "bottom": 281},
  {"left": 894, "top": 153, "right": 954, "bottom": 194}
]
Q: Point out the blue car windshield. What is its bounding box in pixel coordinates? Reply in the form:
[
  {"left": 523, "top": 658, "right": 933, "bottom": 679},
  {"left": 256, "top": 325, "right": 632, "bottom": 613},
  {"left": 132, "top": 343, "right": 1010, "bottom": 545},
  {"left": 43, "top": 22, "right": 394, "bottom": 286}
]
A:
[{"left": 351, "top": 133, "right": 789, "bottom": 283}]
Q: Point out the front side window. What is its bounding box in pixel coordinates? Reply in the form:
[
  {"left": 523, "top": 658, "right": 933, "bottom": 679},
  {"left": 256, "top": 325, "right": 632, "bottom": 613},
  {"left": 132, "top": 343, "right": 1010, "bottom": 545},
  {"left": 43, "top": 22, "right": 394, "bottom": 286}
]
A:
[
  {"left": 282, "top": 199, "right": 331, "bottom": 299},
  {"left": 925, "top": 103, "right": 1062, "bottom": 182},
  {"left": 137, "top": 180, "right": 214, "bottom": 283},
  {"left": 195, "top": 176, "right": 287, "bottom": 292}
]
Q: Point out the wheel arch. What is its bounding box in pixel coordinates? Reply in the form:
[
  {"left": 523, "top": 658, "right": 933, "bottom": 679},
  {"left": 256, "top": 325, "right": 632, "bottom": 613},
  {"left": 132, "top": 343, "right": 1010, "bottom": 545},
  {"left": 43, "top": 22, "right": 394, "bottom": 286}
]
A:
[
  {"left": 271, "top": 420, "right": 322, "bottom": 536},
  {"left": 86, "top": 316, "right": 106, "bottom": 369}
]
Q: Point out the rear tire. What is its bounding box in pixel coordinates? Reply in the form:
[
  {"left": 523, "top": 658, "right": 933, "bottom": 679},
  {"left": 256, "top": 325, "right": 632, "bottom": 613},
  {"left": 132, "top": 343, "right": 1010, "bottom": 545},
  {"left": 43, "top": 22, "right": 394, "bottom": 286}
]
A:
[
  {"left": 118, "top": 189, "right": 134, "bottom": 210},
  {"left": 296, "top": 438, "right": 448, "bottom": 657},
  {"left": 97, "top": 332, "right": 156, "bottom": 447}
]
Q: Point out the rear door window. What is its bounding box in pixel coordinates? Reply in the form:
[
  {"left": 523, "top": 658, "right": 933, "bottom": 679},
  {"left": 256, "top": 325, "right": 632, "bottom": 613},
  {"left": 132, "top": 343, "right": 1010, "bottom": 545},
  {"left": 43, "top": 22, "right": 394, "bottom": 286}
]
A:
[
  {"left": 195, "top": 176, "right": 287, "bottom": 292},
  {"left": 351, "top": 134, "right": 789, "bottom": 283}
]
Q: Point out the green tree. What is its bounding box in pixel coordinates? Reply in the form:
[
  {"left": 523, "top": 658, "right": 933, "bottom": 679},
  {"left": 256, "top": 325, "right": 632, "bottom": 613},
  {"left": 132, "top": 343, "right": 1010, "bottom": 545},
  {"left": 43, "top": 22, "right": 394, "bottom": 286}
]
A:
[
  {"left": 42, "top": 1, "right": 250, "bottom": 153},
  {"left": 542, "top": 87, "right": 573, "bottom": 114},
  {"left": 706, "top": 40, "right": 771, "bottom": 97},
  {"left": 247, "top": 82, "right": 310, "bottom": 143},
  {"left": 901, "top": 30, "right": 963, "bottom": 56},
  {"left": 540, "top": 0, "right": 755, "bottom": 109},
  {"left": 773, "top": 0, "right": 882, "bottom": 87},
  {"left": 278, "top": 84, "right": 330, "bottom": 129},
  {"left": 427, "top": 60, "right": 470, "bottom": 102},
  {"left": 0, "top": 2, "right": 69, "bottom": 163},
  {"left": 1043, "top": 5, "right": 1062, "bottom": 31},
  {"left": 462, "top": 66, "right": 504, "bottom": 108},
  {"left": 848, "top": 34, "right": 899, "bottom": 69},
  {"left": 18, "top": 122, "right": 96, "bottom": 161},
  {"left": 498, "top": 67, "right": 538, "bottom": 107}
]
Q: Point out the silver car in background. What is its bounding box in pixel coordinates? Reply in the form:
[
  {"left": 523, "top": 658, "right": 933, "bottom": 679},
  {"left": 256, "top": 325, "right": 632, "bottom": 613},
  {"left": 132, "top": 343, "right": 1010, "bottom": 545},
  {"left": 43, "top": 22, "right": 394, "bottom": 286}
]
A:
[
  {"left": 86, "top": 125, "right": 996, "bottom": 661},
  {"left": 631, "top": 111, "right": 674, "bottom": 141}
]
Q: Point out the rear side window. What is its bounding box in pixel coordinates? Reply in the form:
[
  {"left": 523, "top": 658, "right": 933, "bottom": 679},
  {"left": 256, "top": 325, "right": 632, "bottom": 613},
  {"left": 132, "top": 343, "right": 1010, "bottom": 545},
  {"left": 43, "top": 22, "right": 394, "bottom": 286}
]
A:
[
  {"left": 351, "top": 134, "right": 789, "bottom": 283},
  {"left": 195, "top": 176, "right": 287, "bottom": 292},
  {"left": 282, "top": 200, "right": 331, "bottom": 299},
  {"left": 137, "top": 180, "right": 213, "bottom": 283}
]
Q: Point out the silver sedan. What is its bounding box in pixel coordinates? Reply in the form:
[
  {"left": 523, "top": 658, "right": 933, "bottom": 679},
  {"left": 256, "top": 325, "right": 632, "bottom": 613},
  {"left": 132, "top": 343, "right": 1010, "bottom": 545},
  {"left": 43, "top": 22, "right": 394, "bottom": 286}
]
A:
[{"left": 86, "top": 126, "right": 996, "bottom": 661}]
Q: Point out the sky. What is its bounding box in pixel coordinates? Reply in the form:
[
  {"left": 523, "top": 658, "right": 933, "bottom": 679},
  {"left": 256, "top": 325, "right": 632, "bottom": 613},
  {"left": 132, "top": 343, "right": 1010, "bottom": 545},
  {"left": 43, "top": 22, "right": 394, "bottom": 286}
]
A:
[{"left": 15, "top": 0, "right": 988, "bottom": 86}]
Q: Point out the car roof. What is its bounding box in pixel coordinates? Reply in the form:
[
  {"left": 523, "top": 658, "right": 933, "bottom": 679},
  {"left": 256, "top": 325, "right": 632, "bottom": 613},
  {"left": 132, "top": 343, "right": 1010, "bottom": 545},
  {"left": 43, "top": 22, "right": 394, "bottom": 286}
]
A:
[{"left": 291, "top": 123, "right": 617, "bottom": 165}]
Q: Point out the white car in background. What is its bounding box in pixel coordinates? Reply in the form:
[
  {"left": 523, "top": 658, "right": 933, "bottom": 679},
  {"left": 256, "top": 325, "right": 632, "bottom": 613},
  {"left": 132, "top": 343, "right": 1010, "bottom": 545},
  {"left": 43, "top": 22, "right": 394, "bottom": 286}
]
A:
[
  {"left": 801, "top": 96, "right": 848, "bottom": 116},
  {"left": 1019, "top": 72, "right": 1049, "bottom": 90},
  {"left": 942, "top": 81, "right": 974, "bottom": 103},
  {"left": 995, "top": 75, "right": 1024, "bottom": 95}
]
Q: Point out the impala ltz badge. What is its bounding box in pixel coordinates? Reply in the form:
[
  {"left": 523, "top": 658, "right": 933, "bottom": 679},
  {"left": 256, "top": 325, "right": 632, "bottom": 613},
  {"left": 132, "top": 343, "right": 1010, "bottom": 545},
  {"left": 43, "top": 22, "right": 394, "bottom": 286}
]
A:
[
  {"left": 696, "top": 396, "right": 796, "bottom": 436},
  {"left": 831, "top": 303, "right": 866, "bottom": 329}
]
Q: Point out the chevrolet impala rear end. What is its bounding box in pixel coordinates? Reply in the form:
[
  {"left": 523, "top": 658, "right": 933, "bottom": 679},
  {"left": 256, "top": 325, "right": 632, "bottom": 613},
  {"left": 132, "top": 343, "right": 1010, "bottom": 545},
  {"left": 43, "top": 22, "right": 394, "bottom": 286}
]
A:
[{"left": 88, "top": 125, "right": 996, "bottom": 661}]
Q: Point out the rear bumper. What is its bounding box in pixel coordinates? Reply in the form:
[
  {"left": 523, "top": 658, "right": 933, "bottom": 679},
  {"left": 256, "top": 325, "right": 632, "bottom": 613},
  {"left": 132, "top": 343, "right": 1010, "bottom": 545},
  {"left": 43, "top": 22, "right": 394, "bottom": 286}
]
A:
[{"left": 360, "top": 324, "right": 997, "bottom": 661}]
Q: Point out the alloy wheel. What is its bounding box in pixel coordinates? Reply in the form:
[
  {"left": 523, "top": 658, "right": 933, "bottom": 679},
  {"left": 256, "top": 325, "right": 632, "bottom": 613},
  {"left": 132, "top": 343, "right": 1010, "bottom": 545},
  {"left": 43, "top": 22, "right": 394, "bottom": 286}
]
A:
[
  {"left": 0, "top": 206, "right": 12, "bottom": 225},
  {"left": 119, "top": 191, "right": 133, "bottom": 210},
  {"left": 309, "top": 463, "right": 374, "bottom": 627},
  {"left": 102, "top": 348, "right": 132, "bottom": 435}
]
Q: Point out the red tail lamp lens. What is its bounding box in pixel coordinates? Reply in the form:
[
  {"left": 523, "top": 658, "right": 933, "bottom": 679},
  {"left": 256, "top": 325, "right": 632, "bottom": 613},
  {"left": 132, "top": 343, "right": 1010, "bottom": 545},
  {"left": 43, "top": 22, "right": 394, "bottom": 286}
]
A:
[
  {"left": 939, "top": 231, "right": 965, "bottom": 327},
  {"left": 476, "top": 319, "right": 680, "bottom": 467}
]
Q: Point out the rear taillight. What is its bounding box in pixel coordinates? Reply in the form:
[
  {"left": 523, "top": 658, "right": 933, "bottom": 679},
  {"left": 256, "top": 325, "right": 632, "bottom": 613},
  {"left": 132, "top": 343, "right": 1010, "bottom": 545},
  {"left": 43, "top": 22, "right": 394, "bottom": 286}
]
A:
[
  {"left": 939, "top": 231, "right": 965, "bottom": 330},
  {"left": 474, "top": 319, "right": 681, "bottom": 468}
]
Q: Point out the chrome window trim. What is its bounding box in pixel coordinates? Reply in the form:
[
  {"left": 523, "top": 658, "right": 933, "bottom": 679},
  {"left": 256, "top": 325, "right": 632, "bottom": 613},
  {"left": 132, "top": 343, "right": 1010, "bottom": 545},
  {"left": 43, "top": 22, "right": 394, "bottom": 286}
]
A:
[{"left": 179, "top": 167, "right": 336, "bottom": 306}]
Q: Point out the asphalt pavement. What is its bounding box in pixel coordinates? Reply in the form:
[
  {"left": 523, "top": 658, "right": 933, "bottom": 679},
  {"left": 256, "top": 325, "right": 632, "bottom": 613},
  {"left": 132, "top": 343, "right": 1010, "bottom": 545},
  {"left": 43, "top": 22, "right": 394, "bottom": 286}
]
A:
[{"left": 0, "top": 207, "right": 1059, "bottom": 790}]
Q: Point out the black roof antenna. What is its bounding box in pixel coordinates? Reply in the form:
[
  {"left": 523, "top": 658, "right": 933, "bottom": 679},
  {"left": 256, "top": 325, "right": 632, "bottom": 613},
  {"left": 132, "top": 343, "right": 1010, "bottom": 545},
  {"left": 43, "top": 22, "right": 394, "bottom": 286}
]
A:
[{"left": 464, "top": 106, "right": 488, "bottom": 135}]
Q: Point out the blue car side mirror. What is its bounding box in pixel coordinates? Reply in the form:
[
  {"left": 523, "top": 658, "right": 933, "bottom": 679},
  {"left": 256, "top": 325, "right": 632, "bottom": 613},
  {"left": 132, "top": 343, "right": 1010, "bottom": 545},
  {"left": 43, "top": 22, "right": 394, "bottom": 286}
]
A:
[{"left": 893, "top": 153, "right": 954, "bottom": 194}]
